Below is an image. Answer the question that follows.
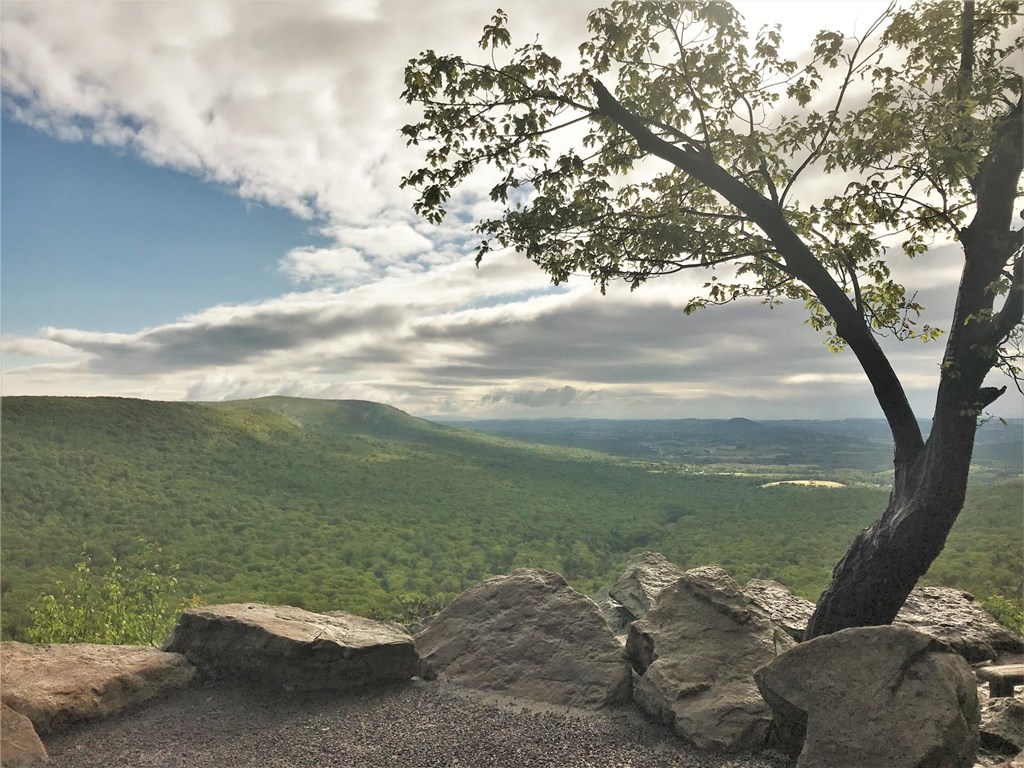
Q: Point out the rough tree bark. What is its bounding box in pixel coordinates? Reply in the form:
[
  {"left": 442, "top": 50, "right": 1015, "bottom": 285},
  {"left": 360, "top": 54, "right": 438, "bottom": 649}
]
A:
[{"left": 590, "top": 3, "right": 1023, "bottom": 636}]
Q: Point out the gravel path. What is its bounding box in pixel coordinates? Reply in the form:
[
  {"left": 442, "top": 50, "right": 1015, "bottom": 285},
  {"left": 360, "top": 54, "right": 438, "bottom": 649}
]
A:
[{"left": 43, "top": 680, "right": 796, "bottom": 768}]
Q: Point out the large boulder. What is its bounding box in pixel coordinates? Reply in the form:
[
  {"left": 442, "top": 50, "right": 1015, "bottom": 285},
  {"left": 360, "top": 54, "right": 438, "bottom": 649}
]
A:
[
  {"left": 744, "top": 579, "right": 815, "bottom": 642},
  {"left": 163, "top": 603, "right": 417, "bottom": 691},
  {"left": 626, "top": 565, "right": 795, "bottom": 751},
  {"left": 896, "top": 588, "right": 1024, "bottom": 664},
  {"left": 0, "top": 642, "right": 195, "bottom": 735},
  {"left": 754, "top": 625, "right": 980, "bottom": 768},
  {"left": 1, "top": 702, "right": 48, "bottom": 766},
  {"left": 608, "top": 551, "right": 685, "bottom": 622},
  {"left": 414, "top": 569, "right": 631, "bottom": 708}
]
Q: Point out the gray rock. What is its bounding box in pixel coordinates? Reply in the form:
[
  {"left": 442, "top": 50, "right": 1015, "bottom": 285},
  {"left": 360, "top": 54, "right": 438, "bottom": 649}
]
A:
[
  {"left": 0, "top": 641, "right": 195, "bottom": 735},
  {"left": 626, "top": 565, "right": 795, "bottom": 751},
  {"left": 980, "top": 692, "right": 1024, "bottom": 754},
  {"left": 738, "top": 581, "right": 1024, "bottom": 660},
  {"left": 1, "top": 702, "right": 48, "bottom": 766},
  {"left": 415, "top": 569, "right": 631, "bottom": 708},
  {"left": 755, "top": 625, "right": 980, "bottom": 768},
  {"left": 896, "top": 587, "right": 1024, "bottom": 664},
  {"left": 608, "top": 551, "right": 685, "bottom": 621},
  {"left": 744, "top": 579, "right": 815, "bottom": 642},
  {"left": 163, "top": 603, "right": 417, "bottom": 691},
  {"left": 589, "top": 587, "right": 633, "bottom": 638}
]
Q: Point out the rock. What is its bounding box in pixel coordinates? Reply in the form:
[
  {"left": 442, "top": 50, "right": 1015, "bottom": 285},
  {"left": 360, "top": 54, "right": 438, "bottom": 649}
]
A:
[
  {"left": 626, "top": 565, "right": 795, "bottom": 751},
  {"left": 608, "top": 551, "right": 685, "bottom": 622},
  {"left": 0, "top": 642, "right": 195, "bottom": 736},
  {"left": 589, "top": 587, "right": 633, "bottom": 638},
  {"left": 743, "top": 579, "right": 815, "bottom": 642},
  {"left": 980, "top": 693, "right": 1024, "bottom": 754},
  {"left": 754, "top": 625, "right": 980, "bottom": 768},
  {"left": 1, "top": 702, "right": 47, "bottom": 766},
  {"left": 736, "top": 582, "right": 1024, "bottom": 659},
  {"left": 163, "top": 603, "right": 417, "bottom": 691},
  {"left": 896, "top": 587, "right": 1024, "bottom": 664},
  {"left": 415, "top": 569, "right": 631, "bottom": 708}
]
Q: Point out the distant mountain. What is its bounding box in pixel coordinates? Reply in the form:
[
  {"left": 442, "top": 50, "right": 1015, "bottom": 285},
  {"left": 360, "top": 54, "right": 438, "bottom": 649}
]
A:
[
  {"left": 438, "top": 416, "right": 1023, "bottom": 476},
  {"left": 207, "top": 396, "right": 460, "bottom": 442}
]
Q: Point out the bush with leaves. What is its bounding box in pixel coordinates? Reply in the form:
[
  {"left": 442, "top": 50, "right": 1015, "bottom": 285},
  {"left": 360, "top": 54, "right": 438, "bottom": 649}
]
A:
[
  {"left": 27, "top": 557, "right": 202, "bottom": 646},
  {"left": 370, "top": 592, "right": 450, "bottom": 631},
  {"left": 982, "top": 594, "right": 1024, "bottom": 635}
]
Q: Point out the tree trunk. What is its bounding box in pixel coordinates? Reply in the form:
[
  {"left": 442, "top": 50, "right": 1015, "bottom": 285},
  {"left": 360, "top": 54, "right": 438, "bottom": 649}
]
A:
[
  {"left": 805, "top": 409, "right": 977, "bottom": 637},
  {"left": 806, "top": 99, "right": 1022, "bottom": 638}
]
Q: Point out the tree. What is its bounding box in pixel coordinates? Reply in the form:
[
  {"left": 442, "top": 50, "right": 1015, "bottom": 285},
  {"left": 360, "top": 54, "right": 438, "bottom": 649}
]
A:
[{"left": 400, "top": 0, "right": 1023, "bottom": 637}]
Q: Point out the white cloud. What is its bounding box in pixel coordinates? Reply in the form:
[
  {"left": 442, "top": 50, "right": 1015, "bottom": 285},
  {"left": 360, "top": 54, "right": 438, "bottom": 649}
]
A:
[
  {"left": 279, "top": 246, "right": 372, "bottom": 284},
  {"left": 0, "top": 336, "right": 88, "bottom": 359},
  {"left": 323, "top": 223, "right": 433, "bottom": 262}
]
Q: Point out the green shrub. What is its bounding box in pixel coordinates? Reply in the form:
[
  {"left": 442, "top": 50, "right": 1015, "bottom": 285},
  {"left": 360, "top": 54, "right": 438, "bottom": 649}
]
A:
[
  {"left": 370, "top": 592, "right": 450, "bottom": 628},
  {"left": 981, "top": 594, "right": 1024, "bottom": 634},
  {"left": 27, "top": 558, "right": 202, "bottom": 646}
]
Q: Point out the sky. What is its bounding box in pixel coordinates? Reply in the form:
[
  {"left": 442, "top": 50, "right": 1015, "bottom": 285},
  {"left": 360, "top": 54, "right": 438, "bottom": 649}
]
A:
[{"left": 1, "top": 1, "right": 1021, "bottom": 422}]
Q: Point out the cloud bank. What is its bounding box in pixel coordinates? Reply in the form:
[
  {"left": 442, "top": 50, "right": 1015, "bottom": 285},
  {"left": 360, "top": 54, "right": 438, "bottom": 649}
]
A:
[{"left": 2, "top": 0, "right": 1018, "bottom": 421}]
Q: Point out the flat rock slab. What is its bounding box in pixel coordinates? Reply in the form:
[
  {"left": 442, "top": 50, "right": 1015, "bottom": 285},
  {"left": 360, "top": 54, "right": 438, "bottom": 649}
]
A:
[
  {"left": 1, "top": 701, "right": 48, "bottom": 766},
  {"left": 415, "top": 569, "right": 631, "bottom": 708},
  {"left": 755, "top": 625, "right": 980, "bottom": 768},
  {"left": 0, "top": 642, "right": 195, "bottom": 736},
  {"left": 896, "top": 587, "right": 1024, "bottom": 664},
  {"left": 627, "top": 565, "right": 795, "bottom": 751},
  {"left": 743, "top": 579, "right": 815, "bottom": 642},
  {"left": 163, "top": 603, "right": 417, "bottom": 691}
]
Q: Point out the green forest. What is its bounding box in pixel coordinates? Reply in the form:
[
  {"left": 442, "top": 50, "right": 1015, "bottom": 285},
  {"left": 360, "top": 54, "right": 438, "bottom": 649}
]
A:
[{"left": 2, "top": 396, "right": 1020, "bottom": 640}]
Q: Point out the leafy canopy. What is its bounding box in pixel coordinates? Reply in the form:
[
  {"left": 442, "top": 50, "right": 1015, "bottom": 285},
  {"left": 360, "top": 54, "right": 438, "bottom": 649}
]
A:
[{"left": 402, "top": 1, "right": 1022, "bottom": 358}]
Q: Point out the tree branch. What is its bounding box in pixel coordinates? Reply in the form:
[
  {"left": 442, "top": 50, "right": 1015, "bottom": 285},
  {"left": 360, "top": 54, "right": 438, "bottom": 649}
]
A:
[
  {"left": 958, "top": 1, "right": 976, "bottom": 97},
  {"left": 990, "top": 250, "right": 1024, "bottom": 343},
  {"left": 591, "top": 77, "right": 925, "bottom": 462},
  {"left": 780, "top": 4, "right": 895, "bottom": 206}
]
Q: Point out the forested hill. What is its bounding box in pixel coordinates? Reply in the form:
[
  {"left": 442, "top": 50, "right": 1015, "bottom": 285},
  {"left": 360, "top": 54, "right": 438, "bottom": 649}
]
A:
[
  {"left": 2, "top": 396, "right": 1020, "bottom": 641},
  {"left": 2, "top": 395, "right": 463, "bottom": 451}
]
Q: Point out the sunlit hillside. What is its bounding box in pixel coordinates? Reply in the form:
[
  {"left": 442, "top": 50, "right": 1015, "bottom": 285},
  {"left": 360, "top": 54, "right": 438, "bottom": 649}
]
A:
[{"left": 2, "top": 396, "right": 1020, "bottom": 640}]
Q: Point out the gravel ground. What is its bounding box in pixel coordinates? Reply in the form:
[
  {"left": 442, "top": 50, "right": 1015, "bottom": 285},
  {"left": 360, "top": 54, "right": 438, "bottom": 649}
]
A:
[{"left": 43, "top": 679, "right": 796, "bottom": 768}]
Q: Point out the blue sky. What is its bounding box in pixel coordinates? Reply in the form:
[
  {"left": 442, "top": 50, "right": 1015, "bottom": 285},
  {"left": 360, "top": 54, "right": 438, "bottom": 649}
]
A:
[
  {"left": 3, "top": 118, "right": 324, "bottom": 335},
  {"left": 1, "top": 1, "right": 1020, "bottom": 422}
]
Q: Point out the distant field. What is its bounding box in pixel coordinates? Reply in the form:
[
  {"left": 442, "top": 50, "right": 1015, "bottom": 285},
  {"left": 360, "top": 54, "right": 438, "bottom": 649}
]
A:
[
  {"left": 760, "top": 480, "right": 847, "bottom": 488},
  {"left": 2, "top": 396, "right": 1021, "bottom": 640}
]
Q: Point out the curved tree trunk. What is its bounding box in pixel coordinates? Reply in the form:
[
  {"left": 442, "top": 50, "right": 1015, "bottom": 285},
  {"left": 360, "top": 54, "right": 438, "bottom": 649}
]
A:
[
  {"left": 807, "top": 94, "right": 1023, "bottom": 638},
  {"left": 805, "top": 410, "right": 977, "bottom": 637}
]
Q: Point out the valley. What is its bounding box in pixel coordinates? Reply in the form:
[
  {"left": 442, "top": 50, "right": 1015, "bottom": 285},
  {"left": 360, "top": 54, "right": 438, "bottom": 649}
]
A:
[{"left": 1, "top": 396, "right": 1020, "bottom": 640}]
